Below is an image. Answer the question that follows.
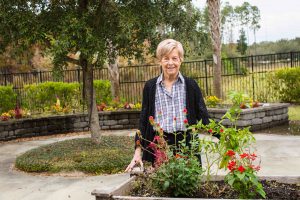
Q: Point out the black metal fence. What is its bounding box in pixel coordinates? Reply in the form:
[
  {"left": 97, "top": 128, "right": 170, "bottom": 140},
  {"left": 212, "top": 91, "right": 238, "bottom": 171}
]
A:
[{"left": 1, "top": 51, "right": 300, "bottom": 103}]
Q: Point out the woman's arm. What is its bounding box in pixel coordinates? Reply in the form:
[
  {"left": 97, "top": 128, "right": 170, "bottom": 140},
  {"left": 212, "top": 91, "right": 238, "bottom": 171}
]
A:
[{"left": 126, "top": 82, "right": 150, "bottom": 172}]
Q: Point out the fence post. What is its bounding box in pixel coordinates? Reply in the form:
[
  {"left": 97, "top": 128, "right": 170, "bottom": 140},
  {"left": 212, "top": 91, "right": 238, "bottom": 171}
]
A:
[
  {"left": 4, "top": 73, "right": 7, "bottom": 86},
  {"left": 77, "top": 67, "right": 81, "bottom": 83},
  {"left": 290, "top": 52, "right": 293, "bottom": 68},
  {"left": 251, "top": 55, "right": 255, "bottom": 100},
  {"left": 39, "top": 70, "right": 43, "bottom": 83},
  {"left": 204, "top": 60, "right": 209, "bottom": 96}
]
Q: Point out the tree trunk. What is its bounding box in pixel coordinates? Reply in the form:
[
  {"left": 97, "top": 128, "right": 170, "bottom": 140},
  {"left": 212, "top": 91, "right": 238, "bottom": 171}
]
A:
[
  {"left": 207, "top": 0, "right": 222, "bottom": 98},
  {"left": 108, "top": 58, "right": 120, "bottom": 100},
  {"left": 81, "top": 57, "right": 101, "bottom": 143},
  {"left": 107, "top": 41, "right": 120, "bottom": 100}
]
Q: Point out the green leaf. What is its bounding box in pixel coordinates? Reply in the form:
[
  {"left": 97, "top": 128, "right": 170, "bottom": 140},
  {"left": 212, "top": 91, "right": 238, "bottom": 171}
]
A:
[
  {"left": 236, "top": 172, "right": 245, "bottom": 180},
  {"left": 257, "top": 188, "right": 266, "bottom": 198},
  {"left": 163, "top": 181, "right": 170, "bottom": 190}
]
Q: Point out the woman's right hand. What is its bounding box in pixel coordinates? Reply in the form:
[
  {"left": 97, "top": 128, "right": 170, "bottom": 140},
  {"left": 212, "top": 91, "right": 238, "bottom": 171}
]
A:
[{"left": 125, "top": 147, "right": 143, "bottom": 172}]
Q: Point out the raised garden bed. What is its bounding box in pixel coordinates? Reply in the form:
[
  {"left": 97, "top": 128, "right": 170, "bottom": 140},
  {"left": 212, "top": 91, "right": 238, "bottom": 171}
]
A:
[
  {"left": 91, "top": 174, "right": 300, "bottom": 200},
  {"left": 0, "top": 110, "right": 140, "bottom": 141},
  {"left": 209, "top": 103, "right": 289, "bottom": 131},
  {"left": 0, "top": 103, "right": 289, "bottom": 141}
]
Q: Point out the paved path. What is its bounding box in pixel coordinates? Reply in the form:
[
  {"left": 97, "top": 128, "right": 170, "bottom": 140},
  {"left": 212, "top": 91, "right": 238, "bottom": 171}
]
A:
[{"left": 0, "top": 130, "right": 300, "bottom": 200}]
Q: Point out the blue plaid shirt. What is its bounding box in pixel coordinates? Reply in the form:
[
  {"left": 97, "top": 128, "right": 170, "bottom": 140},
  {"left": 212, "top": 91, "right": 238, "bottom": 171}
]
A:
[{"left": 155, "top": 72, "right": 187, "bottom": 132}]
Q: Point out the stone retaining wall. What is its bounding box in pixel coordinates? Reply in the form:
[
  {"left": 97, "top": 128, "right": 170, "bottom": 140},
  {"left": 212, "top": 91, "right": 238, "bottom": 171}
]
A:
[
  {"left": 209, "top": 103, "right": 289, "bottom": 131},
  {"left": 0, "top": 111, "right": 140, "bottom": 141},
  {"left": 0, "top": 103, "right": 289, "bottom": 141}
]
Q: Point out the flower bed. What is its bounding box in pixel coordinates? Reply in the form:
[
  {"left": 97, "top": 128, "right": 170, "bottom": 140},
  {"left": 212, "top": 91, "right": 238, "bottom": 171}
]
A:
[
  {"left": 209, "top": 103, "right": 289, "bottom": 131},
  {"left": 91, "top": 175, "right": 300, "bottom": 200},
  {"left": 0, "top": 103, "right": 289, "bottom": 141},
  {"left": 91, "top": 98, "right": 294, "bottom": 200}
]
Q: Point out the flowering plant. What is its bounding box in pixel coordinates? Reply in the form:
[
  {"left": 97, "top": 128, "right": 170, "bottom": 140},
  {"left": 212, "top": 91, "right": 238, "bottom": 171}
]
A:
[
  {"left": 134, "top": 91, "right": 265, "bottom": 198},
  {"left": 51, "top": 97, "right": 70, "bottom": 114},
  {"left": 205, "top": 95, "right": 221, "bottom": 108},
  {"left": 0, "top": 112, "right": 11, "bottom": 121},
  {"left": 136, "top": 109, "right": 203, "bottom": 196},
  {"left": 228, "top": 91, "right": 260, "bottom": 109},
  {"left": 225, "top": 150, "right": 266, "bottom": 199},
  {"left": 97, "top": 100, "right": 142, "bottom": 112}
]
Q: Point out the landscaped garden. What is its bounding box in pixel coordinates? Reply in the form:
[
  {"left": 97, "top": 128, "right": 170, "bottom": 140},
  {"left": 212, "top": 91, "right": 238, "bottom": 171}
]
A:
[{"left": 12, "top": 91, "right": 299, "bottom": 199}]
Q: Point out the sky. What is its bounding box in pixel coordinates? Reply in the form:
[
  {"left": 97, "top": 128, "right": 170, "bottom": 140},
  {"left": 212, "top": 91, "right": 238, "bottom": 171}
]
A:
[{"left": 193, "top": 0, "right": 300, "bottom": 44}]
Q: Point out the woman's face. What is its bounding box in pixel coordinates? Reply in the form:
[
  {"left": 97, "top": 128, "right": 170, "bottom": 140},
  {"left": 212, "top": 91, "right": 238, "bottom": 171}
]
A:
[{"left": 159, "top": 48, "right": 182, "bottom": 78}]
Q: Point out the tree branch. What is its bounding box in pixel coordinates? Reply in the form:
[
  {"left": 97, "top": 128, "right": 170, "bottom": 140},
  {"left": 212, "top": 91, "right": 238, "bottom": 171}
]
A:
[{"left": 65, "top": 56, "right": 80, "bottom": 66}]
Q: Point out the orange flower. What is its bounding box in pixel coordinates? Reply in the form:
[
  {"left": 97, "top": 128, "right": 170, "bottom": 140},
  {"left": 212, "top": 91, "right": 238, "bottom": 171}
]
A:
[{"left": 135, "top": 140, "right": 141, "bottom": 146}]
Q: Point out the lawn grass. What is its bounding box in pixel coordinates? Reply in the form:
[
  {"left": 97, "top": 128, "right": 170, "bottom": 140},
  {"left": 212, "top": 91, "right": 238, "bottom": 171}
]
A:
[
  {"left": 15, "top": 135, "right": 134, "bottom": 175},
  {"left": 288, "top": 105, "right": 300, "bottom": 120}
]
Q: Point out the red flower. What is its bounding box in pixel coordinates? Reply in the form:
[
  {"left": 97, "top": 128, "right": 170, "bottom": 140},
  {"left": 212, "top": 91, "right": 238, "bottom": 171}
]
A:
[
  {"left": 153, "top": 135, "right": 160, "bottom": 142},
  {"left": 173, "top": 117, "right": 177, "bottom": 121},
  {"left": 154, "top": 150, "right": 168, "bottom": 167},
  {"left": 253, "top": 165, "right": 261, "bottom": 171},
  {"left": 183, "top": 108, "right": 188, "bottom": 114},
  {"left": 208, "top": 129, "right": 213, "bottom": 133},
  {"left": 226, "top": 150, "right": 235, "bottom": 157},
  {"left": 183, "top": 119, "right": 188, "bottom": 124},
  {"left": 220, "top": 129, "right": 224, "bottom": 133},
  {"left": 238, "top": 165, "right": 246, "bottom": 173},
  {"left": 149, "top": 116, "right": 154, "bottom": 121},
  {"left": 240, "top": 153, "right": 249, "bottom": 159},
  {"left": 249, "top": 165, "right": 260, "bottom": 171},
  {"left": 227, "top": 161, "right": 236, "bottom": 171},
  {"left": 250, "top": 153, "right": 257, "bottom": 160},
  {"left": 148, "top": 142, "right": 157, "bottom": 150}
]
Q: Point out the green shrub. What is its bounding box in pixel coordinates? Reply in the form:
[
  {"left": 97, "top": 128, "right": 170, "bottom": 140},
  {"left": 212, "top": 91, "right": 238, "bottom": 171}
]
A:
[
  {"left": 22, "top": 80, "right": 112, "bottom": 112},
  {"left": 94, "top": 80, "right": 112, "bottom": 104},
  {"left": 0, "top": 85, "right": 17, "bottom": 113},
  {"left": 150, "top": 157, "right": 203, "bottom": 197},
  {"left": 268, "top": 67, "right": 300, "bottom": 103},
  {"left": 15, "top": 136, "right": 134, "bottom": 175},
  {"left": 23, "top": 82, "right": 81, "bottom": 112}
]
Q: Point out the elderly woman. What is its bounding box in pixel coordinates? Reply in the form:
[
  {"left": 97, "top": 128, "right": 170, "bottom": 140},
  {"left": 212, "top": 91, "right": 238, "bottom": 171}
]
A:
[{"left": 125, "top": 39, "right": 210, "bottom": 172}]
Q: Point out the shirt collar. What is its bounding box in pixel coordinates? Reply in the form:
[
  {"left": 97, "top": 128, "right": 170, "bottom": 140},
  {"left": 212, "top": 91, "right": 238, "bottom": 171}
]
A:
[{"left": 156, "top": 72, "right": 185, "bottom": 85}]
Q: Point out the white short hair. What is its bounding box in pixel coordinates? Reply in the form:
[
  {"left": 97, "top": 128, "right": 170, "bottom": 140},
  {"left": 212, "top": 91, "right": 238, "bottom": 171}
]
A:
[{"left": 156, "top": 39, "right": 184, "bottom": 61}]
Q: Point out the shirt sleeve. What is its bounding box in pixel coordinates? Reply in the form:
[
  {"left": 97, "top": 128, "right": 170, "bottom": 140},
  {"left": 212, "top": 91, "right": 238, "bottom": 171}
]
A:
[{"left": 193, "top": 79, "right": 210, "bottom": 125}]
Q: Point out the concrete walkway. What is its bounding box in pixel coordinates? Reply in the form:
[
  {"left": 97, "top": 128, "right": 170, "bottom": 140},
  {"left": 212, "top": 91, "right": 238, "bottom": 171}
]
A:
[{"left": 0, "top": 130, "right": 300, "bottom": 200}]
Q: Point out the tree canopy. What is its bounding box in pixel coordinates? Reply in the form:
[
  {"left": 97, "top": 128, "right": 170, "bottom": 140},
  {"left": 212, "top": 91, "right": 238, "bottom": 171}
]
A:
[{"left": 0, "top": 0, "right": 210, "bottom": 141}]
